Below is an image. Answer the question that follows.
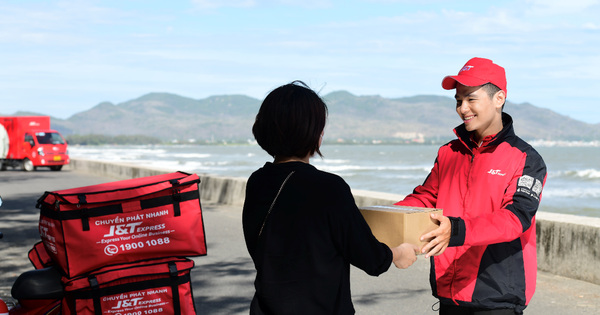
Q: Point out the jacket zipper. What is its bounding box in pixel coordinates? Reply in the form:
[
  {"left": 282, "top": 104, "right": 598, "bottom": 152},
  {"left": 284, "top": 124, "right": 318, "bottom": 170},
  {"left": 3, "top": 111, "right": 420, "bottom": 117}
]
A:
[
  {"left": 451, "top": 151, "right": 475, "bottom": 305},
  {"left": 464, "top": 152, "right": 475, "bottom": 209}
]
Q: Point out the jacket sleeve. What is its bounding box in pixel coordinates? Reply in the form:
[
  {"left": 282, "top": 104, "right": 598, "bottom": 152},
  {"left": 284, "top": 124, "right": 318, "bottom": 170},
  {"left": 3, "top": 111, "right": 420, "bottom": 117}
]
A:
[
  {"left": 329, "top": 179, "right": 393, "bottom": 276},
  {"left": 453, "top": 150, "right": 547, "bottom": 247},
  {"left": 395, "top": 153, "right": 440, "bottom": 208}
]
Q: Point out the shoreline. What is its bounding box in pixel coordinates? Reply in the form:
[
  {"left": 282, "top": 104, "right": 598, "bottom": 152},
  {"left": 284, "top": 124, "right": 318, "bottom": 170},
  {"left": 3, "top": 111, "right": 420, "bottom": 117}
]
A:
[
  {"left": 66, "top": 140, "right": 600, "bottom": 147},
  {"left": 65, "top": 158, "right": 600, "bottom": 286},
  {"left": 67, "top": 144, "right": 600, "bottom": 219}
]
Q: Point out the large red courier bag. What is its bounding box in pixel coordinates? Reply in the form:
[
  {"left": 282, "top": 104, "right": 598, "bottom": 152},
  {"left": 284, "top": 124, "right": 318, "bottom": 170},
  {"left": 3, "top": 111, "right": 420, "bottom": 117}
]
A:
[
  {"left": 61, "top": 257, "right": 197, "bottom": 315},
  {"left": 37, "top": 171, "right": 207, "bottom": 278}
]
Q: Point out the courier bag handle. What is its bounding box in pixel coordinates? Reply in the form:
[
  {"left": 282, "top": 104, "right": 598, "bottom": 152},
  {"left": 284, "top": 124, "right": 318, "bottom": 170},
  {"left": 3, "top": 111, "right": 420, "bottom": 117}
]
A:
[
  {"left": 36, "top": 174, "right": 200, "bottom": 208},
  {"left": 257, "top": 171, "right": 294, "bottom": 239}
]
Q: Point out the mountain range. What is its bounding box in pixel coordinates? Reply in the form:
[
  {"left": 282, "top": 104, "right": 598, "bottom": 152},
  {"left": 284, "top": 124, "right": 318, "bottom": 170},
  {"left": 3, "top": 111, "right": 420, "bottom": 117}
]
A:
[{"left": 10, "top": 91, "right": 600, "bottom": 142}]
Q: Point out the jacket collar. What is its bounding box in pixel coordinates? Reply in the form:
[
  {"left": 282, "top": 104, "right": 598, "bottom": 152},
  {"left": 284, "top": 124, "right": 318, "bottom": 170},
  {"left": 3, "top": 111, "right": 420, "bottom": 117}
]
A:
[{"left": 454, "top": 112, "right": 515, "bottom": 151}]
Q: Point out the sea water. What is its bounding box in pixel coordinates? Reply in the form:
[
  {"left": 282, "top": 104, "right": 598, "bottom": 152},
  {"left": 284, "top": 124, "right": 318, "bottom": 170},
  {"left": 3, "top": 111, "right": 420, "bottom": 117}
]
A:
[{"left": 69, "top": 143, "right": 600, "bottom": 218}]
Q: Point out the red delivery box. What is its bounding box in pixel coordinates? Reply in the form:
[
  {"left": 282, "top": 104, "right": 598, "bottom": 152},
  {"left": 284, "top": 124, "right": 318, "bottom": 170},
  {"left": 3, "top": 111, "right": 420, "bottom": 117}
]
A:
[
  {"left": 61, "top": 257, "right": 197, "bottom": 315},
  {"left": 37, "top": 171, "right": 207, "bottom": 278}
]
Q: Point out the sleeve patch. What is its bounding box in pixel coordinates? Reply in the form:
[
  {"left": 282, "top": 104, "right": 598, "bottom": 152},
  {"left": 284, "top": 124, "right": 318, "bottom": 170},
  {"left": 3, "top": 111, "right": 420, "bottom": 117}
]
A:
[
  {"left": 516, "top": 175, "right": 542, "bottom": 200},
  {"left": 518, "top": 175, "right": 534, "bottom": 189},
  {"left": 532, "top": 179, "right": 543, "bottom": 195}
]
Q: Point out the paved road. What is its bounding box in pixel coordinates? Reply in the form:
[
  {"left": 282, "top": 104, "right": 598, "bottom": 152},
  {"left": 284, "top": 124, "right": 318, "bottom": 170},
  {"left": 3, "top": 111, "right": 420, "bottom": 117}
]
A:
[{"left": 1, "top": 169, "right": 599, "bottom": 314}]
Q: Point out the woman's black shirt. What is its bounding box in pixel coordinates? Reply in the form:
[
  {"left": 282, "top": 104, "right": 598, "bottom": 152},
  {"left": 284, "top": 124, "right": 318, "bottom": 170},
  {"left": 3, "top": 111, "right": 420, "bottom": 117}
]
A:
[{"left": 242, "top": 162, "right": 393, "bottom": 314}]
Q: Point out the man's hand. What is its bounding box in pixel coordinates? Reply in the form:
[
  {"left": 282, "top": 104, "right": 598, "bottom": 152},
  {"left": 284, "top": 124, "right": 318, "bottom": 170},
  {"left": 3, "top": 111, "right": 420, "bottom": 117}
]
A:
[
  {"left": 420, "top": 213, "right": 451, "bottom": 258},
  {"left": 391, "top": 243, "right": 419, "bottom": 269}
]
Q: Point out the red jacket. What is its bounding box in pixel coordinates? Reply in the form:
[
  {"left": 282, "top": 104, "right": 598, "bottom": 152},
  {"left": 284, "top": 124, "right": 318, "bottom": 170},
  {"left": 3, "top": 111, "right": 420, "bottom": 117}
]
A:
[{"left": 396, "top": 113, "right": 546, "bottom": 312}]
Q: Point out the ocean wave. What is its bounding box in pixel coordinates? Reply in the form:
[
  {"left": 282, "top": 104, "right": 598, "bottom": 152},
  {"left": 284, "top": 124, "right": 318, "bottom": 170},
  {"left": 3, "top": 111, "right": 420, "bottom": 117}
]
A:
[
  {"left": 70, "top": 153, "right": 151, "bottom": 161},
  {"left": 156, "top": 153, "right": 212, "bottom": 159},
  {"left": 542, "top": 188, "right": 600, "bottom": 199},
  {"left": 181, "top": 161, "right": 230, "bottom": 171},
  {"left": 133, "top": 160, "right": 231, "bottom": 172},
  {"left": 70, "top": 147, "right": 167, "bottom": 155},
  {"left": 529, "top": 140, "right": 600, "bottom": 147},
  {"left": 140, "top": 160, "right": 182, "bottom": 169},
  {"left": 338, "top": 173, "right": 426, "bottom": 180},
  {"left": 550, "top": 169, "right": 600, "bottom": 179},
  {"left": 315, "top": 164, "right": 432, "bottom": 172},
  {"left": 67, "top": 150, "right": 229, "bottom": 169},
  {"left": 198, "top": 161, "right": 229, "bottom": 166},
  {"left": 393, "top": 174, "right": 430, "bottom": 179},
  {"left": 321, "top": 159, "right": 351, "bottom": 164},
  {"left": 69, "top": 147, "right": 168, "bottom": 161},
  {"left": 574, "top": 169, "right": 600, "bottom": 179}
]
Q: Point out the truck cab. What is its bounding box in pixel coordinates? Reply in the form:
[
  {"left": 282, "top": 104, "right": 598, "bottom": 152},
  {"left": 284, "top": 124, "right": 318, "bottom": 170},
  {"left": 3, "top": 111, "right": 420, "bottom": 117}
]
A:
[{"left": 0, "top": 116, "right": 70, "bottom": 171}]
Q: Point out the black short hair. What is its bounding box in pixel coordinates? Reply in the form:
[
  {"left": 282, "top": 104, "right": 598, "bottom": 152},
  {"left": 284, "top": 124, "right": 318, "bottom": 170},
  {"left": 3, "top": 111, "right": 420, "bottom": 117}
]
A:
[
  {"left": 252, "top": 81, "right": 328, "bottom": 158},
  {"left": 481, "top": 83, "right": 505, "bottom": 110},
  {"left": 481, "top": 83, "right": 501, "bottom": 99}
]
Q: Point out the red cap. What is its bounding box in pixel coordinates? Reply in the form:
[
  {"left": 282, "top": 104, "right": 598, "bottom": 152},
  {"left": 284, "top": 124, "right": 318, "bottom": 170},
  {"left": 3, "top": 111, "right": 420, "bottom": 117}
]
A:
[{"left": 441, "top": 57, "right": 507, "bottom": 96}]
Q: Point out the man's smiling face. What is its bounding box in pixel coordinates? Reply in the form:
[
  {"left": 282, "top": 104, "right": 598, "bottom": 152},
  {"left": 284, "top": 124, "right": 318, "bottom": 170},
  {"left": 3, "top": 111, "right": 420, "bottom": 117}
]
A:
[{"left": 455, "top": 83, "right": 505, "bottom": 143}]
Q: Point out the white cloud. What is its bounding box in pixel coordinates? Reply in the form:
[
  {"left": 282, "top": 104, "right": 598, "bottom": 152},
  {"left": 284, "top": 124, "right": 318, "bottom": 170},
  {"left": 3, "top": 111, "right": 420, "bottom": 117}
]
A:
[
  {"left": 0, "top": 1, "right": 135, "bottom": 45},
  {"left": 190, "top": 0, "right": 332, "bottom": 9},
  {"left": 54, "top": 0, "right": 134, "bottom": 25},
  {"left": 583, "top": 22, "right": 600, "bottom": 30},
  {"left": 1, "top": 1, "right": 600, "bottom": 122},
  {"left": 523, "top": 0, "right": 600, "bottom": 14},
  {"left": 268, "top": 40, "right": 319, "bottom": 49},
  {"left": 191, "top": 0, "right": 257, "bottom": 9},
  {"left": 439, "top": 9, "right": 533, "bottom": 34},
  {"left": 361, "top": 0, "right": 446, "bottom": 3},
  {"left": 274, "top": 0, "right": 333, "bottom": 8}
]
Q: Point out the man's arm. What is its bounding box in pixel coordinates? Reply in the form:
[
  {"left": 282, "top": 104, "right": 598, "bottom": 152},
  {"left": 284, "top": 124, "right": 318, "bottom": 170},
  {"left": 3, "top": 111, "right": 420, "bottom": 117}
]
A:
[
  {"left": 421, "top": 152, "right": 547, "bottom": 257},
  {"left": 395, "top": 156, "right": 440, "bottom": 208}
]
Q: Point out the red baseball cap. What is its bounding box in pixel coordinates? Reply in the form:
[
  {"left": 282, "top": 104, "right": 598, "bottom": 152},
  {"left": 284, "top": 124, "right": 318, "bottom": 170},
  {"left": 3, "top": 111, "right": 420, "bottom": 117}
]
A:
[{"left": 441, "top": 57, "right": 507, "bottom": 96}]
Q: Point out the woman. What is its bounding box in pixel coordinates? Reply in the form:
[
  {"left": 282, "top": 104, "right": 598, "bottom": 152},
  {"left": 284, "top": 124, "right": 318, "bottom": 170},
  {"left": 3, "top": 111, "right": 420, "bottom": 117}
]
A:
[{"left": 243, "top": 81, "right": 418, "bottom": 315}]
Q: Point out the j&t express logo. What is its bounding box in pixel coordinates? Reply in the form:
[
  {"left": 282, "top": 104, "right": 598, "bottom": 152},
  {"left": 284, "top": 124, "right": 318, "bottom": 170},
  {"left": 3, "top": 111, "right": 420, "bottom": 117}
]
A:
[
  {"left": 488, "top": 169, "right": 506, "bottom": 176},
  {"left": 460, "top": 65, "right": 474, "bottom": 72},
  {"left": 112, "top": 298, "right": 143, "bottom": 309}
]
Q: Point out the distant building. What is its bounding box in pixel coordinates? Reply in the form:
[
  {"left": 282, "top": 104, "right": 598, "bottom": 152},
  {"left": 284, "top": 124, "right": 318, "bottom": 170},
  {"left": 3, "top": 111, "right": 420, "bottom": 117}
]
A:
[{"left": 393, "top": 132, "right": 425, "bottom": 143}]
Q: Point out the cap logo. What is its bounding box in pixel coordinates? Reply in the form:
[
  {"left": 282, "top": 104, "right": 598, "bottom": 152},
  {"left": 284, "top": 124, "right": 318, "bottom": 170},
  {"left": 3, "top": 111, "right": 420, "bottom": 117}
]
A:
[{"left": 460, "top": 65, "right": 474, "bottom": 72}]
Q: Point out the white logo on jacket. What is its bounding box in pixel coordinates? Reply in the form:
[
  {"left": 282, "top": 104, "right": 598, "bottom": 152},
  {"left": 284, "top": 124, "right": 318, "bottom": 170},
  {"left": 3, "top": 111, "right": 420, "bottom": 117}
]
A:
[{"left": 488, "top": 169, "right": 506, "bottom": 176}]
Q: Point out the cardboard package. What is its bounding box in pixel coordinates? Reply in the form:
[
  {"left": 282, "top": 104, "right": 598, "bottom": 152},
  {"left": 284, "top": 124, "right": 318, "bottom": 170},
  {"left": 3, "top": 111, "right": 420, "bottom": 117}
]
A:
[{"left": 359, "top": 205, "right": 443, "bottom": 248}]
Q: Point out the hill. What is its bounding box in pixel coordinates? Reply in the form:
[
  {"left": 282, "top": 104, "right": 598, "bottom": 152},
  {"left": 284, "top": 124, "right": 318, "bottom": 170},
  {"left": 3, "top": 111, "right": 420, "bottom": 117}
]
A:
[{"left": 11, "top": 92, "right": 600, "bottom": 142}]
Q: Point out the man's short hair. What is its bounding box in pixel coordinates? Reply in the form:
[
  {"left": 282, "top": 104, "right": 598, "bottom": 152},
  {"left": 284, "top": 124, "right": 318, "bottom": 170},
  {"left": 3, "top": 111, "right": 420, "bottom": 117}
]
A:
[
  {"left": 252, "top": 81, "right": 328, "bottom": 158},
  {"left": 481, "top": 83, "right": 505, "bottom": 111},
  {"left": 481, "top": 83, "right": 502, "bottom": 99}
]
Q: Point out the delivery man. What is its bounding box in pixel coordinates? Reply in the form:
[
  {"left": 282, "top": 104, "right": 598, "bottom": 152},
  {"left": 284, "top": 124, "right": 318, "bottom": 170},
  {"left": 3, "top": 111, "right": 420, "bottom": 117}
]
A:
[{"left": 396, "top": 57, "right": 547, "bottom": 314}]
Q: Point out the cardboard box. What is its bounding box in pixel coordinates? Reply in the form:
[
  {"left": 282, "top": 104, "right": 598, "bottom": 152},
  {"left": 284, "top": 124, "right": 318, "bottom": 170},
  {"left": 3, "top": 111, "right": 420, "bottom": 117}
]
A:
[{"left": 359, "top": 205, "right": 443, "bottom": 248}]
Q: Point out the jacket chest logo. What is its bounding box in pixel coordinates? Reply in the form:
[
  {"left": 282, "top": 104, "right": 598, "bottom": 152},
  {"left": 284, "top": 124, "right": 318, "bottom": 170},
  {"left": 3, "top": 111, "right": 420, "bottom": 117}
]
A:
[{"left": 487, "top": 169, "right": 506, "bottom": 176}]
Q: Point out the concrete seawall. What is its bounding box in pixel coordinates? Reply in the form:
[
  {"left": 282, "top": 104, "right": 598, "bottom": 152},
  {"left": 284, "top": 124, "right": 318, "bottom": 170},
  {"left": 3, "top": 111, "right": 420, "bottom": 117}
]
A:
[
  {"left": 66, "top": 158, "right": 600, "bottom": 285},
  {"left": 536, "top": 212, "right": 600, "bottom": 285},
  {"left": 66, "top": 158, "right": 406, "bottom": 207}
]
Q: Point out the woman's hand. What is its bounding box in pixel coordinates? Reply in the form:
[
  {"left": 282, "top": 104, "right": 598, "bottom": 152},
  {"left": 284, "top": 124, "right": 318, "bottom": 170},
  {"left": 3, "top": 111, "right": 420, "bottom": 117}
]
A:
[{"left": 391, "top": 243, "right": 419, "bottom": 269}]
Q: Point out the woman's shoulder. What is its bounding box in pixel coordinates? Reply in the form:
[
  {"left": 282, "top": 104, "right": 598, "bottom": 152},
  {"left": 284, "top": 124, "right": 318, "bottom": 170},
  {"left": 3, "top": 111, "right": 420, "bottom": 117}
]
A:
[
  {"left": 301, "top": 165, "right": 347, "bottom": 185},
  {"left": 295, "top": 167, "right": 353, "bottom": 201},
  {"left": 247, "top": 162, "right": 351, "bottom": 194}
]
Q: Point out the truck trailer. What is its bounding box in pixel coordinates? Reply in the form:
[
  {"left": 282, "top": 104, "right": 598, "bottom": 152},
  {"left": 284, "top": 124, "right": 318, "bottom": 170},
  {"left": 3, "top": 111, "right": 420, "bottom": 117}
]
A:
[{"left": 0, "top": 116, "right": 70, "bottom": 171}]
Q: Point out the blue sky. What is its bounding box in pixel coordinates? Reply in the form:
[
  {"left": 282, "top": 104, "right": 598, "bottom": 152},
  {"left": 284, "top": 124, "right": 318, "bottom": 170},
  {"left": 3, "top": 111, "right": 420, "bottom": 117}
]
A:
[{"left": 1, "top": 0, "right": 599, "bottom": 124}]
